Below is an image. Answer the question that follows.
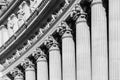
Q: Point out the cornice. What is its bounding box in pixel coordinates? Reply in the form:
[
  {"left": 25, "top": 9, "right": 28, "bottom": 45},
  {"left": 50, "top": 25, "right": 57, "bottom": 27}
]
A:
[{"left": 1, "top": 0, "right": 79, "bottom": 76}]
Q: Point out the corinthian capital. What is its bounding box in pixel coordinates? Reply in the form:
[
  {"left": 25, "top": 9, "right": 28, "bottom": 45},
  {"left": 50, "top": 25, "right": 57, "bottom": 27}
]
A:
[
  {"left": 70, "top": 4, "right": 81, "bottom": 18},
  {"left": 37, "top": 52, "right": 47, "bottom": 62},
  {"left": 57, "top": 21, "right": 72, "bottom": 35},
  {"left": 32, "top": 48, "right": 46, "bottom": 60},
  {"left": 70, "top": 4, "right": 86, "bottom": 20},
  {"left": 21, "top": 58, "right": 34, "bottom": 69},
  {"left": 76, "top": 9, "right": 87, "bottom": 24},
  {"left": 10, "top": 68, "right": 23, "bottom": 77},
  {"left": 44, "top": 36, "right": 58, "bottom": 48}
]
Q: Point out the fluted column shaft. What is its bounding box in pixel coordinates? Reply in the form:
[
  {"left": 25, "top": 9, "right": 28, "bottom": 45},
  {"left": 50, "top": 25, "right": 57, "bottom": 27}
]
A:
[
  {"left": 62, "top": 29, "right": 76, "bottom": 80},
  {"left": 22, "top": 59, "right": 36, "bottom": 80},
  {"left": 76, "top": 13, "right": 91, "bottom": 80},
  {"left": 25, "top": 66, "right": 35, "bottom": 80},
  {"left": 109, "top": 0, "right": 120, "bottom": 80},
  {"left": 91, "top": 0, "right": 108, "bottom": 80},
  {"left": 49, "top": 43, "right": 62, "bottom": 80},
  {"left": 37, "top": 55, "right": 48, "bottom": 80}
]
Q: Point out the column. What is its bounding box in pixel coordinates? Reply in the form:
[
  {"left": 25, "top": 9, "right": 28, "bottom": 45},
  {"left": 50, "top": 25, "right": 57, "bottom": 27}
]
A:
[
  {"left": 37, "top": 54, "right": 48, "bottom": 80},
  {"left": 91, "top": 0, "right": 108, "bottom": 80},
  {"left": 49, "top": 42, "right": 62, "bottom": 80},
  {"left": 34, "top": 48, "right": 48, "bottom": 80},
  {"left": 22, "top": 59, "right": 35, "bottom": 80},
  {"left": 109, "top": 0, "right": 120, "bottom": 80},
  {"left": 76, "top": 7, "right": 91, "bottom": 80},
  {"left": 61, "top": 22, "right": 76, "bottom": 80}
]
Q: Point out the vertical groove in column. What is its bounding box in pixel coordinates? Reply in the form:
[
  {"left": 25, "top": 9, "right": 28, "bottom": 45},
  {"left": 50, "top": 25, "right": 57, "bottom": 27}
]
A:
[
  {"left": 49, "top": 43, "right": 62, "bottom": 80},
  {"left": 91, "top": 0, "right": 108, "bottom": 80},
  {"left": 62, "top": 30, "right": 76, "bottom": 80},
  {"left": 76, "top": 13, "right": 91, "bottom": 80},
  {"left": 109, "top": 0, "right": 120, "bottom": 80}
]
